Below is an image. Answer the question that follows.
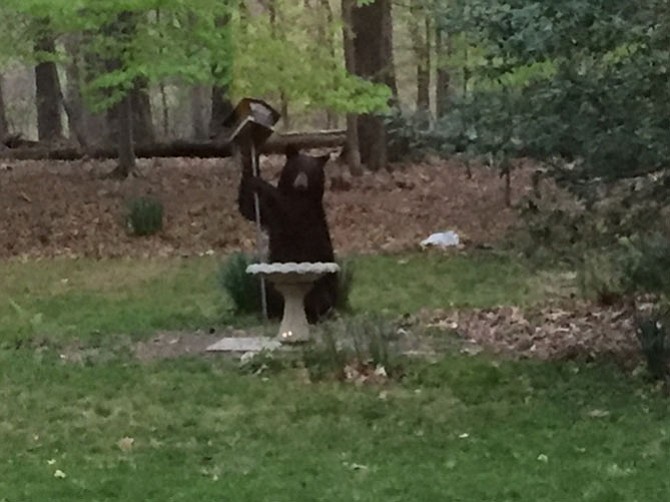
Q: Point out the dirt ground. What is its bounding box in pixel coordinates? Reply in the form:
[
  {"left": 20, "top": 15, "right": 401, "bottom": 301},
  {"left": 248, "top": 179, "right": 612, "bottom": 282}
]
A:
[
  {"left": 0, "top": 153, "right": 533, "bottom": 259},
  {"left": 60, "top": 302, "right": 642, "bottom": 371}
]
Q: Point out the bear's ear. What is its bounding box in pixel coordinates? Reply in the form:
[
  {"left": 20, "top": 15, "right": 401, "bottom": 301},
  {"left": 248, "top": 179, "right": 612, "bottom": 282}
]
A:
[
  {"left": 317, "top": 154, "right": 330, "bottom": 167},
  {"left": 285, "top": 145, "right": 300, "bottom": 158}
]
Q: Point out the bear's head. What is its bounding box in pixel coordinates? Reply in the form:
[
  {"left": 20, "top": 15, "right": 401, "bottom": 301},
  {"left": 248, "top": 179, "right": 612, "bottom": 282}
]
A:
[{"left": 278, "top": 146, "right": 330, "bottom": 201}]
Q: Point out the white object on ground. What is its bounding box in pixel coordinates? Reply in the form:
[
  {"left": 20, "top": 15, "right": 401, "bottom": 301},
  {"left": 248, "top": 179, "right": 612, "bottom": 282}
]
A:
[
  {"left": 420, "top": 231, "right": 460, "bottom": 249},
  {"left": 246, "top": 262, "right": 340, "bottom": 344},
  {"left": 206, "top": 337, "right": 282, "bottom": 353}
]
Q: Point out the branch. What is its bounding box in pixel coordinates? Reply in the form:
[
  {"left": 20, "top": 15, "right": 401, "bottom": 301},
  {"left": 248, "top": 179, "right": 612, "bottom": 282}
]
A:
[{"left": 0, "top": 130, "right": 346, "bottom": 161}]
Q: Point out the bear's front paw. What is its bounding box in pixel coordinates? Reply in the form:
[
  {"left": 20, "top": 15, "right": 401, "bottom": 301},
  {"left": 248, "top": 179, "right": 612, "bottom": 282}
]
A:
[{"left": 246, "top": 176, "right": 265, "bottom": 192}]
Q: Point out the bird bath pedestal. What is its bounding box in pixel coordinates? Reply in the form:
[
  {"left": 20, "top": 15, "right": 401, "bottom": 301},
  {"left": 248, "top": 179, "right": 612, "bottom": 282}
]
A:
[{"left": 246, "top": 262, "right": 339, "bottom": 344}]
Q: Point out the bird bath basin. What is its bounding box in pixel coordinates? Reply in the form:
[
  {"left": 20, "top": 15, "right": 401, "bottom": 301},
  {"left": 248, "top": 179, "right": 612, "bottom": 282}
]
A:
[{"left": 246, "top": 262, "right": 339, "bottom": 344}]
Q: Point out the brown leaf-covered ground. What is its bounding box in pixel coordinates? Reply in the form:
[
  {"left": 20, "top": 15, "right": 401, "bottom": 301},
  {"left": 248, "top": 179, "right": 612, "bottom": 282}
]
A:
[
  {"left": 416, "top": 302, "right": 642, "bottom": 368},
  {"left": 0, "top": 154, "right": 532, "bottom": 259}
]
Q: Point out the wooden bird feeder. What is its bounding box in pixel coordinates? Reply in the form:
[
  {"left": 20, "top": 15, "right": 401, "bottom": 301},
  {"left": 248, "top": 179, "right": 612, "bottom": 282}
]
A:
[{"left": 224, "top": 97, "right": 281, "bottom": 146}]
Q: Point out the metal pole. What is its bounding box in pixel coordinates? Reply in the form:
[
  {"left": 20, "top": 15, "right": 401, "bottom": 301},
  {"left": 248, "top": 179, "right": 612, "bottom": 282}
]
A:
[{"left": 250, "top": 141, "right": 268, "bottom": 319}]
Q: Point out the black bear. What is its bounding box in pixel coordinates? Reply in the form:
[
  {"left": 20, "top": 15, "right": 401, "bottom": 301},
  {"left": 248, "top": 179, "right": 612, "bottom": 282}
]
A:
[{"left": 237, "top": 145, "right": 338, "bottom": 323}]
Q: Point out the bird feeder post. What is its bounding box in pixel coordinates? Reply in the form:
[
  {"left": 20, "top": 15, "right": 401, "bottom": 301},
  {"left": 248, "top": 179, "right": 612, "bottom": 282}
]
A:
[{"left": 224, "top": 98, "right": 281, "bottom": 320}]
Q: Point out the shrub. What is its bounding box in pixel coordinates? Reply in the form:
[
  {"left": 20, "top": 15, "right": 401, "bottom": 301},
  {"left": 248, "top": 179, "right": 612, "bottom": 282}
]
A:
[
  {"left": 124, "top": 196, "right": 164, "bottom": 236},
  {"left": 384, "top": 108, "right": 443, "bottom": 161},
  {"left": 620, "top": 233, "right": 670, "bottom": 296},
  {"left": 577, "top": 250, "right": 629, "bottom": 306},
  {"left": 218, "top": 253, "right": 354, "bottom": 316},
  {"left": 577, "top": 232, "right": 670, "bottom": 304},
  {"left": 218, "top": 252, "right": 263, "bottom": 314}
]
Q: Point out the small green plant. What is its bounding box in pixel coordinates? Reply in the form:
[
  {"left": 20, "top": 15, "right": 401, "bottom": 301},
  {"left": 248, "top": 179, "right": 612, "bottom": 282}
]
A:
[
  {"left": 218, "top": 253, "right": 355, "bottom": 316},
  {"left": 635, "top": 303, "right": 670, "bottom": 385},
  {"left": 125, "top": 196, "right": 164, "bottom": 236},
  {"left": 218, "top": 252, "right": 263, "bottom": 314},
  {"left": 577, "top": 250, "right": 628, "bottom": 306}
]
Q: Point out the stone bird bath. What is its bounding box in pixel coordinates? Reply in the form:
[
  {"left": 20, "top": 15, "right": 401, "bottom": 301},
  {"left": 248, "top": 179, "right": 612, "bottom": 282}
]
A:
[{"left": 246, "top": 262, "right": 340, "bottom": 344}]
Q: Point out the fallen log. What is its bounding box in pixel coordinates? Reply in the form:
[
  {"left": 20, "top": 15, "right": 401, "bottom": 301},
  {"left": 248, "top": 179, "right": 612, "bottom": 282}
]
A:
[{"left": 0, "top": 130, "right": 346, "bottom": 161}]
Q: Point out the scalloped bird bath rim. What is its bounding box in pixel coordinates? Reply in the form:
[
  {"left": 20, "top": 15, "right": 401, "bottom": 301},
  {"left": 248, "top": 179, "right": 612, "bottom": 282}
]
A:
[{"left": 246, "top": 262, "right": 340, "bottom": 344}]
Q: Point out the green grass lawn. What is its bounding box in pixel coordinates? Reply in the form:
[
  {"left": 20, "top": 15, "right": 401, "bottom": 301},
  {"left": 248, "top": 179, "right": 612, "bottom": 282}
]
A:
[
  {"left": 1, "top": 350, "right": 669, "bottom": 501},
  {"left": 4, "top": 252, "right": 666, "bottom": 501},
  {"left": 0, "top": 252, "right": 574, "bottom": 344}
]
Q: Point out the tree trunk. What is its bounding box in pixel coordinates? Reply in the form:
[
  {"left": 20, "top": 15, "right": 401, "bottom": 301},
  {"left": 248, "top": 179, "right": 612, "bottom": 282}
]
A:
[
  {"left": 75, "top": 34, "right": 112, "bottom": 148},
  {"left": 351, "top": 0, "right": 395, "bottom": 170},
  {"left": 280, "top": 93, "right": 290, "bottom": 130},
  {"left": 209, "top": 13, "right": 234, "bottom": 140},
  {"left": 130, "top": 79, "right": 155, "bottom": 145},
  {"left": 410, "top": 4, "right": 431, "bottom": 113},
  {"left": 320, "top": 0, "right": 338, "bottom": 129},
  {"left": 109, "top": 92, "right": 136, "bottom": 178},
  {"left": 61, "top": 35, "right": 95, "bottom": 149},
  {"left": 341, "top": 0, "right": 362, "bottom": 175},
  {"left": 210, "top": 84, "right": 234, "bottom": 140},
  {"left": 102, "top": 11, "right": 139, "bottom": 176},
  {"left": 190, "top": 85, "right": 209, "bottom": 141},
  {"left": 160, "top": 81, "right": 170, "bottom": 136},
  {"left": 34, "top": 24, "right": 64, "bottom": 143},
  {"left": 435, "top": 27, "right": 451, "bottom": 119},
  {"left": 0, "top": 76, "right": 9, "bottom": 140}
]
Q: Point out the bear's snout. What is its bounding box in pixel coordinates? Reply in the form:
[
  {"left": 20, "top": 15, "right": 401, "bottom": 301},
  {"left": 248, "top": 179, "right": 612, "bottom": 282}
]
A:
[{"left": 293, "top": 172, "right": 309, "bottom": 190}]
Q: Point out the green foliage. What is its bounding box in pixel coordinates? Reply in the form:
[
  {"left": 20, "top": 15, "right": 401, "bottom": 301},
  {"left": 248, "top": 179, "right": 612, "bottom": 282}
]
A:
[
  {"left": 577, "top": 250, "right": 629, "bottom": 306},
  {"left": 576, "top": 232, "right": 670, "bottom": 304},
  {"left": 385, "top": 89, "right": 527, "bottom": 161},
  {"left": 124, "top": 195, "right": 164, "bottom": 237},
  {"left": 420, "top": 0, "right": 670, "bottom": 205},
  {"left": 218, "top": 252, "right": 263, "bottom": 315},
  {"left": 384, "top": 108, "right": 450, "bottom": 161},
  {"left": 230, "top": 0, "right": 390, "bottom": 116},
  {"left": 3, "top": 0, "right": 233, "bottom": 111},
  {"left": 2, "top": 0, "right": 389, "bottom": 117}
]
